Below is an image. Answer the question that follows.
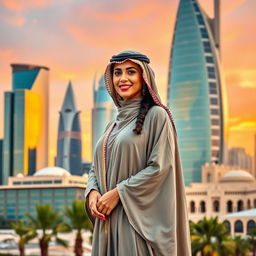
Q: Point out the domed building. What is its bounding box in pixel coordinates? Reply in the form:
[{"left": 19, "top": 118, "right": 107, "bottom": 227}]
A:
[
  {"left": 186, "top": 163, "right": 256, "bottom": 235},
  {"left": 0, "top": 167, "right": 87, "bottom": 222}
]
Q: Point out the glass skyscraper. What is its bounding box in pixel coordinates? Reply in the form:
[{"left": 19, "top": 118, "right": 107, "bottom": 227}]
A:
[
  {"left": 55, "top": 82, "right": 82, "bottom": 176},
  {"left": 92, "top": 75, "right": 117, "bottom": 153},
  {"left": 2, "top": 64, "right": 49, "bottom": 184},
  {"left": 167, "top": 0, "right": 228, "bottom": 185}
]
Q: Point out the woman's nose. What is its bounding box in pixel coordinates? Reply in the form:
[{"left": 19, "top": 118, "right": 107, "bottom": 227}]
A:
[{"left": 120, "top": 73, "right": 128, "bottom": 82}]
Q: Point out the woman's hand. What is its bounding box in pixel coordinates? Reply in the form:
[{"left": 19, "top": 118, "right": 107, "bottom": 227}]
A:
[
  {"left": 97, "top": 188, "right": 120, "bottom": 216},
  {"left": 88, "top": 190, "right": 106, "bottom": 221}
]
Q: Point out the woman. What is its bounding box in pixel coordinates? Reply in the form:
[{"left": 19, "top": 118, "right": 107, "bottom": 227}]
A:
[{"left": 85, "top": 50, "right": 191, "bottom": 256}]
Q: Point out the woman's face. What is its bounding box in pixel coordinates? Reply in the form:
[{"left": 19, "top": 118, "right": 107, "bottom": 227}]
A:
[{"left": 113, "top": 60, "right": 143, "bottom": 100}]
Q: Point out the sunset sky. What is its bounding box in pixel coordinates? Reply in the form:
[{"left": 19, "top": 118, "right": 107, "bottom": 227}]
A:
[{"left": 0, "top": 0, "right": 255, "bottom": 165}]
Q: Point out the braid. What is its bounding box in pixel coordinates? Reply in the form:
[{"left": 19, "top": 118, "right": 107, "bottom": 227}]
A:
[{"left": 133, "top": 87, "right": 155, "bottom": 135}]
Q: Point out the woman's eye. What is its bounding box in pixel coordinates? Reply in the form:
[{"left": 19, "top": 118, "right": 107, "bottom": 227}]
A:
[
  {"left": 128, "top": 70, "right": 136, "bottom": 75},
  {"left": 114, "top": 71, "right": 121, "bottom": 76}
]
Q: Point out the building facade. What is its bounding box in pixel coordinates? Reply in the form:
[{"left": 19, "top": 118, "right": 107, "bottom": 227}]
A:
[
  {"left": 55, "top": 82, "right": 82, "bottom": 175},
  {"left": 92, "top": 75, "right": 117, "bottom": 153},
  {"left": 2, "top": 64, "right": 49, "bottom": 184},
  {"left": 186, "top": 163, "right": 256, "bottom": 235},
  {"left": 0, "top": 167, "right": 86, "bottom": 221},
  {"left": 167, "top": 0, "right": 229, "bottom": 185}
]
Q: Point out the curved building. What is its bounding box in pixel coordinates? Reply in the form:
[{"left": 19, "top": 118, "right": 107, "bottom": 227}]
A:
[
  {"left": 92, "top": 75, "right": 117, "bottom": 153},
  {"left": 167, "top": 0, "right": 229, "bottom": 185},
  {"left": 2, "top": 64, "right": 49, "bottom": 184},
  {"left": 55, "top": 82, "right": 82, "bottom": 175}
]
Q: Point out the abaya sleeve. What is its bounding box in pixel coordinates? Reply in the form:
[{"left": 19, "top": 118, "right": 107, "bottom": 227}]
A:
[{"left": 116, "top": 107, "right": 190, "bottom": 255}]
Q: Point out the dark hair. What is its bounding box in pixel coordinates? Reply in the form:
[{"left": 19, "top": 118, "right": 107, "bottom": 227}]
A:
[{"left": 133, "top": 87, "right": 155, "bottom": 135}]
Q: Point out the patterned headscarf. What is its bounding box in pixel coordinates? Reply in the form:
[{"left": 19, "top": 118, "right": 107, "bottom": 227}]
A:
[{"left": 104, "top": 50, "right": 176, "bottom": 131}]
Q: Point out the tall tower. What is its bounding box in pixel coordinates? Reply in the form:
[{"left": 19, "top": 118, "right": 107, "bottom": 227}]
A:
[
  {"left": 2, "top": 64, "right": 49, "bottom": 184},
  {"left": 55, "top": 82, "right": 82, "bottom": 175},
  {"left": 167, "top": 0, "right": 228, "bottom": 185},
  {"left": 92, "top": 75, "right": 117, "bottom": 153}
]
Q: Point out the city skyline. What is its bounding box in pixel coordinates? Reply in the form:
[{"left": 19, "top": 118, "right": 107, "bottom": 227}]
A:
[{"left": 0, "top": 0, "right": 255, "bottom": 164}]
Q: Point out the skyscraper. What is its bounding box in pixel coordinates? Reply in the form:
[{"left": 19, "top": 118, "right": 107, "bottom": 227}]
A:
[
  {"left": 92, "top": 75, "right": 117, "bottom": 153},
  {"left": 167, "top": 0, "right": 228, "bottom": 185},
  {"left": 2, "top": 64, "right": 49, "bottom": 184},
  {"left": 55, "top": 82, "right": 82, "bottom": 175}
]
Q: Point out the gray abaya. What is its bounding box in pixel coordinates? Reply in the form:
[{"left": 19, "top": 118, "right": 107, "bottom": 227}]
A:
[{"left": 85, "top": 53, "right": 191, "bottom": 256}]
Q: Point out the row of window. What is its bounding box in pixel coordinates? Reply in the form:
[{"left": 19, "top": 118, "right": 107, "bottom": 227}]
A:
[
  {"left": 223, "top": 220, "right": 256, "bottom": 234},
  {"left": 189, "top": 199, "right": 256, "bottom": 213}
]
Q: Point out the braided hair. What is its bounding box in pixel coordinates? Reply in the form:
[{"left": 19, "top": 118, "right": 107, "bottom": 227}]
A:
[{"left": 133, "top": 86, "right": 156, "bottom": 135}]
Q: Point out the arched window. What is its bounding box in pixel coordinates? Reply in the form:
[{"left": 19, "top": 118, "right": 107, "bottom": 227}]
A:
[
  {"left": 247, "top": 199, "right": 251, "bottom": 209},
  {"left": 254, "top": 199, "right": 256, "bottom": 208},
  {"left": 190, "top": 201, "right": 195, "bottom": 213},
  {"left": 223, "top": 220, "right": 231, "bottom": 233},
  {"left": 237, "top": 200, "right": 244, "bottom": 211},
  {"left": 200, "top": 201, "right": 206, "bottom": 213},
  {"left": 247, "top": 220, "right": 256, "bottom": 234},
  {"left": 226, "top": 200, "right": 233, "bottom": 213},
  {"left": 235, "top": 220, "right": 243, "bottom": 233},
  {"left": 207, "top": 173, "right": 212, "bottom": 182},
  {"left": 213, "top": 200, "right": 220, "bottom": 212}
]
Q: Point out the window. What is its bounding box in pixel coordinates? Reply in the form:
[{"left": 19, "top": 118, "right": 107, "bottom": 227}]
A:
[
  {"left": 210, "top": 89, "right": 217, "bottom": 94},
  {"left": 235, "top": 220, "right": 243, "bottom": 233},
  {"left": 247, "top": 220, "right": 256, "bottom": 234},
  {"left": 209, "top": 82, "right": 216, "bottom": 89},
  {"left": 212, "top": 150, "right": 219, "bottom": 157},
  {"left": 213, "top": 200, "right": 220, "bottom": 212},
  {"left": 227, "top": 200, "right": 233, "bottom": 213},
  {"left": 200, "top": 28, "right": 208, "bottom": 38},
  {"left": 206, "top": 56, "right": 213, "bottom": 63},
  {"left": 237, "top": 200, "right": 244, "bottom": 211},
  {"left": 190, "top": 201, "right": 195, "bottom": 213},
  {"left": 211, "top": 119, "right": 219, "bottom": 126},
  {"left": 193, "top": 3, "right": 200, "bottom": 12},
  {"left": 196, "top": 14, "right": 204, "bottom": 25},
  {"left": 212, "top": 140, "right": 219, "bottom": 147},
  {"left": 211, "top": 109, "right": 219, "bottom": 115},
  {"left": 210, "top": 98, "right": 218, "bottom": 105},
  {"left": 223, "top": 220, "right": 231, "bottom": 233},
  {"left": 247, "top": 199, "right": 251, "bottom": 209},
  {"left": 203, "top": 41, "right": 211, "bottom": 53},
  {"left": 200, "top": 201, "right": 206, "bottom": 213}
]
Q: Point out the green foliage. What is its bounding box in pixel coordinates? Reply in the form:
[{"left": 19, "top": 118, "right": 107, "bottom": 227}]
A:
[
  {"left": 233, "top": 235, "right": 250, "bottom": 256},
  {"left": 64, "top": 200, "right": 92, "bottom": 233},
  {"left": 26, "top": 204, "right": 69, "bottom": 255},
  {"left": 11, "top": 220, "right": 36, "bottom": 246},
  {"left": 190, "top": 217, "right": 235, "bottom": 256}
]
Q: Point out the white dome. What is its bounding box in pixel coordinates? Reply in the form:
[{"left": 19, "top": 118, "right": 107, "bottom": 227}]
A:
[
  {"left": 16, "top": 173, "right": 24, "bottom": 178},
  {"left": 34, "top": 167, "right": 71, "bottom": 177},
  {"left": 220, "top": 170, "right": 255, "bottom": 182}
]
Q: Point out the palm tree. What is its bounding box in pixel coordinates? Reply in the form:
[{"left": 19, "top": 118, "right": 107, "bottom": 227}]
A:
[
  {"left": 11, "top": 220, "right": 37, "bottom": 256},
  {"left": 248, "top": 229, "right": 256, "bottom": 256},
  {"left": 26, "top": 204, "right": 69, "bottom": 256},
  {"left": 64, "top": 200, "right": 92, "bottom": 256},
  {"left": 190, "top": 217, "right": 235, "bottom": 256},
  {"left": 232, "top": 235, "right": 250, "bottom": 256}
]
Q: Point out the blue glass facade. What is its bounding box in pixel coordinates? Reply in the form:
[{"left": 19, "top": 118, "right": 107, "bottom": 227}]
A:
[
  {"left": 168, "top": 0, "right": 228, "bottom": 185},
  {"left": 0, "top": 187, "right": 84, "bottom": 221}
]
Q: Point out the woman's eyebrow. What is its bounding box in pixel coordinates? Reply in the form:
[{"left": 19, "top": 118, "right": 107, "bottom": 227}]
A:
[{"left": 126, "top": 67, "right": 137, "bottom": 70}]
